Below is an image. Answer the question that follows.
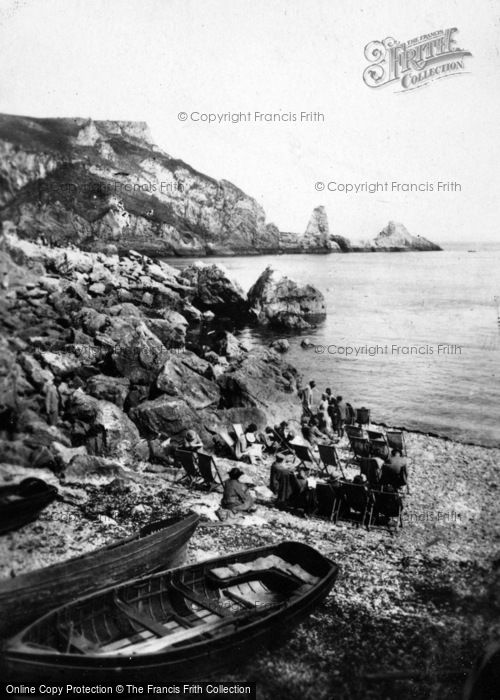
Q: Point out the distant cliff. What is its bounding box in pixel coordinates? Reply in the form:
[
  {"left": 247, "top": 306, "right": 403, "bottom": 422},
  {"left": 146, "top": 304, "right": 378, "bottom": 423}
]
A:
[{"left": 0, "top": 114, "right": 441, "bottom": 256}]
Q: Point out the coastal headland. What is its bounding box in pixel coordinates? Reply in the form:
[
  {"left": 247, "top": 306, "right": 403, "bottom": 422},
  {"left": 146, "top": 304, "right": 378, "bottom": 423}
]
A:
[{"left": 0, "top": 114, "right": 441, "bottom": 257}]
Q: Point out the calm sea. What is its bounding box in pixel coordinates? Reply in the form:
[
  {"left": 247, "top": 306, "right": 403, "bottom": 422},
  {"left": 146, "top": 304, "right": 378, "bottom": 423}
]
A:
[{"left": 165, "top": 243, "right": 500, "bottom": 448}]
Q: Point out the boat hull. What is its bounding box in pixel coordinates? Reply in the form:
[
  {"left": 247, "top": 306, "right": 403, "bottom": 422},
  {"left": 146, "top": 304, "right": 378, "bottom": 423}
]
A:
[
  {"left": 0, "top": 479, "right": 58, "bottom": 536},
  {"left": 0, "top": 513, "right": 199, "bottom": 639},
  {"left": 2, "top": 541, "right": 338, "bottom": 684}
]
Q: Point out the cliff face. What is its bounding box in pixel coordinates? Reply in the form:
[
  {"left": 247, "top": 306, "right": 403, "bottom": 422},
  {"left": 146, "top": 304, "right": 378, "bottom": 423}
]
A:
[{"left": 0, "top": 114, "right": 282, "bottom": 256}]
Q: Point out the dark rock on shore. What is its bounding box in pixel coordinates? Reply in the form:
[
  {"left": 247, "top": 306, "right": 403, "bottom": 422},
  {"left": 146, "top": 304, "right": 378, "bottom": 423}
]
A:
[{"left": 179, "top": 263, "right": 248, "bottom": 316}]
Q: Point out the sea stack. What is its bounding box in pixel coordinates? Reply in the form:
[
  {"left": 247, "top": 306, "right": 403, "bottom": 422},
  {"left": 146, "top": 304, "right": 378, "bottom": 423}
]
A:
[
  {"left": 302, "top": 205, "right": 338, "bottom": 251},
  {"left": 368, "top": 221, "right": 442, "bottom": 251},
  {"left": 248, "top": 266, "right": 327, "bottom": 329}
]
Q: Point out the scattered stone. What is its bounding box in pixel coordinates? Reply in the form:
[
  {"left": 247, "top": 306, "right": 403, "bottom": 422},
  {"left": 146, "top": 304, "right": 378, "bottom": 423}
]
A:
[{"left": 270, "top": 339, "right": 290, "bottom": 353}]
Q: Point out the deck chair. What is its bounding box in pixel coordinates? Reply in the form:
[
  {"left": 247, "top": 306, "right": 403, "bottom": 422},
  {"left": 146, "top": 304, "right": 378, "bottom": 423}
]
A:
[
  {"left": 369, "top": 437, "right": 390, "bottom": 460},
  {"left": 174, "top": 449, "right": 201, "bottom": 486},
  {"left": 369, "top": 490, "right": 403, "bottom": 531},
  {"left": 315, "top": 482, "right": 342, "bottom": 522},
  {"left": 340, "top": 483, "right": 373, "bottom": 529},
  {"left": 217, "top": 428, "right": 251, "bottom": 463},
  {"left": 349, "top": 436, "right": 371, "bottom": 461},
  {"left": 386, "top": 430, "right": 407, "bottom": 456},
  {"left": 367, "top": 429, "right": 385, "bottom": 441},
  {"left": 197, "top": 452, "right": 225, "bottom": 492},
  {"left": 345, "top": 424, "right": 364, "bottom": 439},
  {"left": 318, "top": 444, "right": 345, "bottom": 478},
  {"left": 290, "top": 443, "right": 319, "bottom": 471},
  {"left": 359, "top": 458, "right": 382, "bottom": 488},
  {"left": 271, "top": 428, "right": 294, "bottom": 455},
  {"left": 355, "top": 407, "right": 371, "bottom": 426},
  {"left": 232, "top": 423, "right": 247, "bottom": 448}
]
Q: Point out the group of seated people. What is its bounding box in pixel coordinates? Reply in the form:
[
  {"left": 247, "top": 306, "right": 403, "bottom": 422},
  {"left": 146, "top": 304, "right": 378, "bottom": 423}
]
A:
[
  {"left": 159, "top": 379, "right": 408, "bottom": 524},
  {"left": 266, "top": 444, "right": 407, "bottom": 523}
]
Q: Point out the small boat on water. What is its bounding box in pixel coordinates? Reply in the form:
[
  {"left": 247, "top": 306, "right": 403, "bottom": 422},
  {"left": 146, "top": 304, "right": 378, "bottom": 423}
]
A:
[
  {"left": 0, "top": 477, "right": 58, "bottom": 536},
  {"left": 2, "top": 541, "right": 338, "bottom": 683},
  {"left": 0, "top": 512, "right": 199, "bottom": 639}
]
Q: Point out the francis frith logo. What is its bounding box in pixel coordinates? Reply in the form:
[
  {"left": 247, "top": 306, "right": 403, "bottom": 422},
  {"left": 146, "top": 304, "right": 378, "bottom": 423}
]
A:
[{"left": 363, "top": 28, "right": 472, "bottom": 91}]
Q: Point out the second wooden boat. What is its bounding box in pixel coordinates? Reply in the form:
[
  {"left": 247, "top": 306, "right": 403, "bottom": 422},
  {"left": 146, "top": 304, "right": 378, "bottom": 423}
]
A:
[
  {"left": 2, "top": 541, "right": 338, "bottom": 683},
  {"left": 0, "top": 512, "right": 199, "bottom": 639},
  {"left": 0, "top": 477, "right": 58, "bottom": 536}
]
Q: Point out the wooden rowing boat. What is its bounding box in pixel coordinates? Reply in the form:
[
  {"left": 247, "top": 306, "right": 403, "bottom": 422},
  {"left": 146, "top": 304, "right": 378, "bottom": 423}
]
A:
[
  {"left": 0, "top": 512, "right": 199, "bottom": 639},
  {"left": 2, "top": 541, "right": 338, "bottom": 683},
  {"left": 0, "top": 478, "right": 57, "bottom": 536}
]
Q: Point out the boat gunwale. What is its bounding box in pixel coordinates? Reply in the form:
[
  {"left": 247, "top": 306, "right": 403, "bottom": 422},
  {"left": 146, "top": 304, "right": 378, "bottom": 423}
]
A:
[{"left": 0, "top": 512, "right": 199, "bottom": 595}]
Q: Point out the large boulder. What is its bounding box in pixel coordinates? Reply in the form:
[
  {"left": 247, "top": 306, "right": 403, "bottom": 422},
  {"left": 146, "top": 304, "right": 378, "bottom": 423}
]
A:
[
  {"left": 107, "top": 317, "right": 169, "bottom": 385},
  {"left": 130, "top": 396, "right": 203, "bottom": 440},
  {"left": 179, "top": 263, "right": 247, "bottom": 316},
  {"left": 64, "top": 454, "right": 124, "bottom": 482},
  {"left": 68, "top": 389, "right": 141, "bottom": 462},
  {"left": 85, "top": 374, "right": 130, "bottom": 409},
  {"left": 248, "top": 266, "right": 326, "bottom": 329},
  {"left": 156, "top": 352, "right": 220, "bottom": 411},
  {"left": 145, "top": 311, "right": 188, "bottom": 349},
  {"left": 216, "top": 347, "right": 302, "bottom": 425}
]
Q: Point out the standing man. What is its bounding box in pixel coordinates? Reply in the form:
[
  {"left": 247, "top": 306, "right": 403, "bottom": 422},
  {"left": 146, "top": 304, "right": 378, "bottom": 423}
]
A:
[
  {"left": 336, "top": 395, "right": 347, "bottom": 437},
  {"left": 301, "top": 380, "right": 316, "bottom": 416},
  {"left": 328, "top": 395, "right": 339, "bottom": 435}
]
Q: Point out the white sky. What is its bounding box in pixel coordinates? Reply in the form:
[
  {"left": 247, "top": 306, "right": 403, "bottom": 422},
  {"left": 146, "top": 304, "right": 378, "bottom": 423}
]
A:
[{"left": 1, "top": 0, "right": 499, "bottom": 243}]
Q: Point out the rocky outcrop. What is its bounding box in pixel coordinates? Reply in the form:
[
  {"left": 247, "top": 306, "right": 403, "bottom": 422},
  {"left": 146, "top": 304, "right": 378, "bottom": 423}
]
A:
[
  {"left": 0, "top": 229, "right": 304, "bottom": 477},
  {"left": 247, "top": 266, "right": 326, "bottom": 329},
  {"left": 179, "top": 263, "right": 247, "bottom": 315},
  {"left": 353, "top": 221, "right": 442, "bottom": 252}
]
